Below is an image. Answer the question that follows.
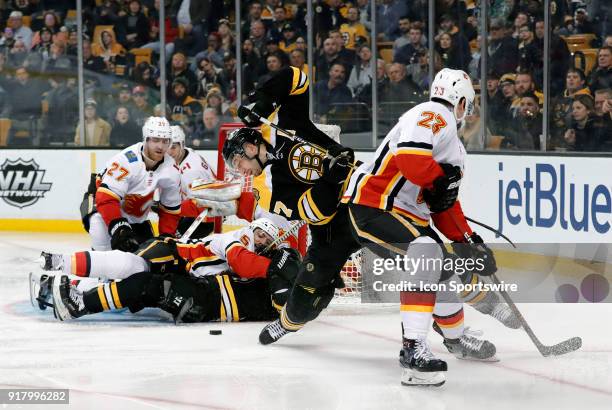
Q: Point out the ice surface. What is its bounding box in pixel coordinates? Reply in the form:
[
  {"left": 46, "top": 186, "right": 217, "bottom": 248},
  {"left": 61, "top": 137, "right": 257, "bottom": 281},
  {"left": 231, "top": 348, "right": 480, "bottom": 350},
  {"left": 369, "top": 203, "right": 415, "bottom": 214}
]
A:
[{"left": 0, "top": 232, "right": 610, "bottom": 410}]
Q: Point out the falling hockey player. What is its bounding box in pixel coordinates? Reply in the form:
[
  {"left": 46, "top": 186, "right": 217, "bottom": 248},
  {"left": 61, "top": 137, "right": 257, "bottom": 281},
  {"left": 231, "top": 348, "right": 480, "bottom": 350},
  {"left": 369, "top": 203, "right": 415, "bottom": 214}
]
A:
[{"left": 343, "top": 68, "right": 508, "bottom": 386}]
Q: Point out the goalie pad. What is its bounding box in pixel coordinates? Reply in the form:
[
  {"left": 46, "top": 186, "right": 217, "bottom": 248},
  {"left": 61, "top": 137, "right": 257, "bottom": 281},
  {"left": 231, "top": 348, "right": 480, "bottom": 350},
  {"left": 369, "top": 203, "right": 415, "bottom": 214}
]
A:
[
  {"left": 189, "top": 179, "right": 242, "bottom": 202},
  {"left": 193, "top": 198, "right": 238, "bottom": 217}
]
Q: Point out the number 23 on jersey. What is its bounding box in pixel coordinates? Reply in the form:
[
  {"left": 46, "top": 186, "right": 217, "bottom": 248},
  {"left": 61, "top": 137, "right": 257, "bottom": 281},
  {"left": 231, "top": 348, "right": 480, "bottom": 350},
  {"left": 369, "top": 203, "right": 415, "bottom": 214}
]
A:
[{"left": 417, "top": 111, "right": 447, "bottom": 135}]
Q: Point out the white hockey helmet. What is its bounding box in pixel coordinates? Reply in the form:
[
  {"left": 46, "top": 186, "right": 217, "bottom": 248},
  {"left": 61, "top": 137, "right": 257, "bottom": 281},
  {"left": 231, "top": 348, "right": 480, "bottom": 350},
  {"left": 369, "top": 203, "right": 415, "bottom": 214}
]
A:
[
  {"left": 430, "top": 68, "right": 475, "bottom": 123},
  {"left": 170, "top": 125, "right": 186, "bottom": 147},
  {"left": 250, "top": 218, "right": 279, "bottom": 241},
  {"left": 142, "top": 116, "right": 171, "bottom": 142}
]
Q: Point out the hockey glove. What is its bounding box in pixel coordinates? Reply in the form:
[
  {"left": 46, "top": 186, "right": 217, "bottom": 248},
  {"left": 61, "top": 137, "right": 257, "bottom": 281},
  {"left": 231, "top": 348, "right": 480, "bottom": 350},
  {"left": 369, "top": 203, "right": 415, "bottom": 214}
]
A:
[
  {"left": 267, "top": 247, "right": 301, "bottom": 282},
  {"left": 327, "top": 144, "right": 355, "bottom": 164},
  {"left": 109, "top": 218, "right": 139, "bottom": 252},
  {"left": 422, "top": 163, "right": 462, "bottom": 213},
  {"left": 237, "top": 103, "right": 261, "bottom": 127},
  {"left": 452, "top": 233, "right": 497, "bottom": 277}
]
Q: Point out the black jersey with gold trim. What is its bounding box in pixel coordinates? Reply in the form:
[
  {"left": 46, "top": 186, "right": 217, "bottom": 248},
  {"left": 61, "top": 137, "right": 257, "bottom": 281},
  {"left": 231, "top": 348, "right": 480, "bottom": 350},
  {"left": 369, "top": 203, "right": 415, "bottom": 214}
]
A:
[
  {"left": 249, "top": 65, "right": 341, "bottom": 150},
  {"left": 253, "top": 134, "right": 345, "bottom": 226}
]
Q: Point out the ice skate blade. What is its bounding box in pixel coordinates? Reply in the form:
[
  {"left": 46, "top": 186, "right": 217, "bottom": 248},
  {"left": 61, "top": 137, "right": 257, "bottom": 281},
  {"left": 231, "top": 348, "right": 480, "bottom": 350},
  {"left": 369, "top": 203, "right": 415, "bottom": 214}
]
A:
[
  {"left": 28, "top": 272, "right": 37, "bottom": 308},
  {"left": 456, "top": 354, "right": 500, "bottom": 362},
  {"left": 400, "top": 368, "right": 445, "bottom": 387}
]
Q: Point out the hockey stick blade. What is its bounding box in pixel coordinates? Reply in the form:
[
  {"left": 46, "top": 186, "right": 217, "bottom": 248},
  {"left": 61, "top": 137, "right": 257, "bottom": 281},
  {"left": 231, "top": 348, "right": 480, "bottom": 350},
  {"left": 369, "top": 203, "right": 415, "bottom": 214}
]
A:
[{"left": 539, "top": 336, "right": 583, "bottom": 357}]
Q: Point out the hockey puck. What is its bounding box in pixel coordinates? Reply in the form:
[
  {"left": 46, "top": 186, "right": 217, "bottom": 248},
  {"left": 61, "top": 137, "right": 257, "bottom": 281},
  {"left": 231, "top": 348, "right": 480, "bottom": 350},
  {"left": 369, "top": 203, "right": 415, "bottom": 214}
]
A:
[{"left": 209, "top": 329, "right": 222, "bottom": 335}]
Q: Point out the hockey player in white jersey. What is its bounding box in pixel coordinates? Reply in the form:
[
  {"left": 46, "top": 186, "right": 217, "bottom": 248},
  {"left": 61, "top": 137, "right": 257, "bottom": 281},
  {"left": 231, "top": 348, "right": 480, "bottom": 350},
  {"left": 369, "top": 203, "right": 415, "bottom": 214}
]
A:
[
  {"left": 89, "top": 117, "right": 182, "bottom": 252},
  {"left": 343, "top": 69, "right": 503, "bottom": 386}
]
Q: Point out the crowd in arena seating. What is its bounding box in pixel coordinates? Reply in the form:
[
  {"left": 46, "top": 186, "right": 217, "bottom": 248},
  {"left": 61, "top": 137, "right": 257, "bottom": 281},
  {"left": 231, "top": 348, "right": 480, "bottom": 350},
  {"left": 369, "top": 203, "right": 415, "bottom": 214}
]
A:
[{"left": 0, "top": 0, "right": 610, "bottom": 152}]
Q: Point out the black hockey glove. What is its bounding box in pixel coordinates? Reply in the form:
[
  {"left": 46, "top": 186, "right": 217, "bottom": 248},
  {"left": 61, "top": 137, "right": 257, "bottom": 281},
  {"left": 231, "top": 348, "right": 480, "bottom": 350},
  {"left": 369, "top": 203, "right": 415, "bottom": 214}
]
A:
[
  {"left": 451, "top": 233, "right": 497, "bottom": 277},
  {"left": 422, "top": 163, "right": 462, "bottom": 213},
  {"left": 327, "top": 144, "right": 355, "bottom": 164},
  {"left": 267, "top": 247, "right": 301, "bottom": 282},
  {"left": 322, "top": 145, "right": 354, "bottom": 184},
  {"left": 109, "top": 218, "right": 139, "bottom": 252},
  {"left": 237, "top": 103, "right": 261, "bottom": 127}
]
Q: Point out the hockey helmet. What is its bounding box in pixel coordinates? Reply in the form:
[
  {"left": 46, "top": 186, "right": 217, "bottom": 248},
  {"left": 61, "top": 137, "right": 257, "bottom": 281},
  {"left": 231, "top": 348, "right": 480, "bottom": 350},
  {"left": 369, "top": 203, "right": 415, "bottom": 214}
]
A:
[
  {"left": 250, "top": 218, "right": 279, "bottom": 242},
  {"left": 170, "top": 125, "right": 186, "bottom": 147},
  {"left": 142, "top": 116, "right": 171, "bottom": 142},
  {"left": 430, "top": 68, "right": 475, "bottom": 123},
  {"left": 222, "top": 128, "right": 265, "bottom": 170}
]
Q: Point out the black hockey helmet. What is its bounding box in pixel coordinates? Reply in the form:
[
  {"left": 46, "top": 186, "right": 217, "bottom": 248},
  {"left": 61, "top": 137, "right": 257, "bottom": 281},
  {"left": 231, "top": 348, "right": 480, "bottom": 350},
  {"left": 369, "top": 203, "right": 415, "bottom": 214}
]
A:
[{"left": 222, "top": 127, "right": 266, "bottom": 170}]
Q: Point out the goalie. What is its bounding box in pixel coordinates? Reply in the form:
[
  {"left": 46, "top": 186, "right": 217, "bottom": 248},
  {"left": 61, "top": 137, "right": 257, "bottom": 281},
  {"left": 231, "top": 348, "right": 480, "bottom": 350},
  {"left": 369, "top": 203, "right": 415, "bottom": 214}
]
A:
[{"left": 38, "top": 219, "right": 300, "bottom": 323}]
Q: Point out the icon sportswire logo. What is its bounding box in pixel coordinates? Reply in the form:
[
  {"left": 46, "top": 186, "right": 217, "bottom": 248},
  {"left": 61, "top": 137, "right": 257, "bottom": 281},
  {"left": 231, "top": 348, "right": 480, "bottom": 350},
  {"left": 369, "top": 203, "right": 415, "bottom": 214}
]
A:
[{"left": 0, "top": 158, "right": 52, "bottom": 208}]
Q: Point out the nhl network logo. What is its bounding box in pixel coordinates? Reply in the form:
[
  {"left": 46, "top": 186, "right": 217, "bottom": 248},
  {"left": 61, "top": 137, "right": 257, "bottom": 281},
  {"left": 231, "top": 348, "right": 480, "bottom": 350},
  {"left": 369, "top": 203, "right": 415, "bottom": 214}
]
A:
[{"left": 0, "top": 158, "right": 52, "bottom": 208}]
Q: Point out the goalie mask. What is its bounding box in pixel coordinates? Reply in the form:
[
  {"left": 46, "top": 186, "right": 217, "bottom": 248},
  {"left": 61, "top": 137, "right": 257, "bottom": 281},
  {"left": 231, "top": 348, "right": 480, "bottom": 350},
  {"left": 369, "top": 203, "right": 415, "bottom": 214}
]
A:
[
  {"left": 250, "top": 218, "right": 279, "bottom": 253},
  {"left": 222, "top": 128, "right": 268, "bottom": 173}
]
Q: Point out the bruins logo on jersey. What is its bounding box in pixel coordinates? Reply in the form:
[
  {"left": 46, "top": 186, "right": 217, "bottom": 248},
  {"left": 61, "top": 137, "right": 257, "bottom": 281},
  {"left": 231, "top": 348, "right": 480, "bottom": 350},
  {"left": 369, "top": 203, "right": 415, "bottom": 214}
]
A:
[{"left": 288, "top": 143, "right": 325, "bottom": 183}]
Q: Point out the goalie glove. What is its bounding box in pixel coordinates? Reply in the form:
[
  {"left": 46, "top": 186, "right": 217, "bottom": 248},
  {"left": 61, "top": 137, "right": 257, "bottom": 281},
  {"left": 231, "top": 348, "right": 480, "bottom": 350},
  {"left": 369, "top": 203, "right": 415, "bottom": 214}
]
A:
[
  {"left": 189, "top": 179, "right": 242, "bottom": 202},
  {"left": 451, "top": 233, "right": 497, "bottom": 277},
  {"left": 422, "top": 163, "right": 462, "bottom": 213},
  {"left": 193, "top": 198, "right": 238, "bottom": 217},
  {"left": 109, "top": 218, "right": 139, "bottom": 252}
]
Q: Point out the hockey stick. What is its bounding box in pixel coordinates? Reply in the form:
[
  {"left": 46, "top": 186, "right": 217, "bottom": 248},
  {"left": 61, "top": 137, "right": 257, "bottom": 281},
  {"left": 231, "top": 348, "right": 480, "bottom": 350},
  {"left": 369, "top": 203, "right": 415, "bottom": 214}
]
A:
[
  {"left": 464, "top": 216, "right": 516, "bottom": 248},
  {"left": 262, "top": 220, "right": 307, "bottom": 255},
  {"left": 448, "top": 212, "right": 582, "bottom": 356},
  {"left": 179, "top": 209, "right": 209, "bottom": 243}
]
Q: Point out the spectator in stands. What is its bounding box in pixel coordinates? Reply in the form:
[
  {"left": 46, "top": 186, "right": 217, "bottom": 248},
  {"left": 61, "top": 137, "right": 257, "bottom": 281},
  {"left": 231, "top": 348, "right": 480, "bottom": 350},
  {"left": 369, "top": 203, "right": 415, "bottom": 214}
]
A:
[
  {"left": 143, "top": 0, "right": 177, "bottom": 62},
  {"left": 8, "top": 66, "right": 46, "bottom": 141},
  {"left": 8, "top": 11, "right": 33, "bottom": 50},
  {"left": 132, "top": 61, "right": 157, "bottom": 88},
  {"left": 512, "top": 12, "right": 529, "bottom": 39},
  {"left": 347, "top": 44, "right": 372, "bottom": 98},
  {"left": 170, "top": 0, "right": 211, "bottom": 56},
  {"left": 355, "top": 58, "right": 387, "bottom": 104},
  {"left": 594, "top": 89, "right": 612, "bottom": 118},
  {"left": 279, "top": 23, "right": 299, "bottom": 54},
  {"left": 588, "top": 46, "right": 612, "bottom": 93},
  {"left": 517, "top": 24, "right": 542, "bottom": 81},
  {"left": 116, "top": 0, "right": 149, "bottom": 50},
  {"left": 313, "top": 62, "right": 353, "bottom": 120},
  {"left": 605, "top": 35, "right": 612, "bottom": 48},
  {"left": 0, "top": 81, "right": 10, "bottom": 118},
  {"left": 261, "top": 0, "right": 281, "bottom": 24},
  {"left": 537, "top": 17, "right": 570, "bottom": 97},
  {"left": 406, "top": 49, "right": 430, "bottom": 92},
  {"left": 550, "top": 68, "right": 592, "bottom": 145},
  {"left": 82, "top": 39, "right": 106, "bottom": 73},
  {"left": 204, "top": 88, "right": 232, "bottom": 122},
  {"left": 217, "top": 18, "right": 235, "bottom": 54},
  {"left": 356, "top": 0, "right": 372, "bottom": 31},
  {"left": 241, "top": 38, "right": 263, "bottom": 96},
  {"left": 193, "top": 32, "right": 225, "bottom": 71},
  {"left": 219, "top": 53, "right": 237, "bottom": 102},
  {"left": 249, "top": 20, "right": 269, "bottom": 57},
  {"left": 260, "top": 51, "right": 286, "bottom": 84},
  {"left": 192, "top": 107, "right": 220, "bottom": 148},
  {"left": 394, "top": 22, "right": 426, "bottom": 65},
  {"left": 564, "top": 94, "right": 608, "bottom": 152},
  {"left": 66, "top": 27, "right": 78, "bottom": 56},
  {"left": 467, "top": 35, "right": 481, "bottom": 80},
  {"left": 514, "top": 71, "right": 543, "bottom": 105},
  {"left": 380, "top": 62, "right": 421, "bottom": 103},
  {"left": 376, "top": 0, "right": 408, "bottom": 41},
  {"left": 461, "top": 100, "right": 493, "bottom": 150},
  {"left": 43, "top": 74, "right": 78, "bottom": 145},
  {"left": 109, "top": 105, "right": 140, "bottom": 147},
  {"left": 393, "top": 17, "right": 412, "bottom": 53},
  {"left": 43, "top": 42, "right": 72, "bottom": 74},
  {"left": 167, "top": 51, "right": 197, "bottom": 96},
  {"left": 8, "top": 39, "right": 28, "bottom": 68},
  {"left": 32, "top": 27, "right": 53, "bottom": 61},
  {"left": 488, "top": 18, "right": 518, "bottom": 77},
  {"left": 315, "top": 0, "right": 347, "bottom": 39},
  {"left": 92, "top": 29, "right": 125, "bottom": 66},
  {"left": 0, "top": 27, "right": 16, "bottom": 54},
  {"left": 295, "top": 36, "right": 307, "bottom": 52},
  {"left": 436, "top": 32, "right": 466, "bottom": 71},
  {"left": 75, "top": 99, "right": 112, "bottom": 146},
  {"left": 316, "top": 37, "right": 341, "bottom": 82},
  {"left": 329, "top": 29, "right": 355, "bottom": 73},
  {"left": 169, "top": 76, "right": 202, "bottom": 132},
  {"left": 269, "top": 5, "right": 289, "bottom": 42},
  {"left": 572, "top": 7, "right": 597, "bottom": 35},
  {"left": 502, "top": 93, "right": 543, "bottom": 150},
  {"left": 339, "top": 6, "right": 368, "bottom": 51},
  {"left": 131, "top": 85, "right": 153, "bottom": 127},
  {"left": 436, "top": 14, "right": 471, "bottom": 71},
  {"left": 485, "top": 71, "right": 506, "bottom": 135},
  {"left": 241, "top": 2, "right": 267, "bottom": 39},
  {"left": 195, "top": 56, "right": 226, "bottom": 98},
  {"left": 289, "top": 49, "right": 308, "bottom": 74},
  {"left": 495, "top": 73, "right": 519, "bottom": 132}
]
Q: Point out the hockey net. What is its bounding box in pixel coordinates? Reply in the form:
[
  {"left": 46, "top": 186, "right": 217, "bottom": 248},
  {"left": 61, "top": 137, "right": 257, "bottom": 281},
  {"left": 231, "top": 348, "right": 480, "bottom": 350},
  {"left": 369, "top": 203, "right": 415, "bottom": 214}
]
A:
[{"left": 215, "top": 123, "right": 363, "bottom": 302}]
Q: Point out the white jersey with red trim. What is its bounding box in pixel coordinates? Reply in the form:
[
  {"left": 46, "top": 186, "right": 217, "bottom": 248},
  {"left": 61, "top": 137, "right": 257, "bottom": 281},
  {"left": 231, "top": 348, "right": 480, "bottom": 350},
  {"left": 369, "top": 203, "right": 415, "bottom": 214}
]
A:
[
  {"left": 177, "top": 148, "right": 216, "bottom": 200},
  {"left": 98, "top": 142, "right": 182, "bottom": 224},
  {"left": 343, "top": 101, "right": 465, "bottom": 222},
  {"left": 187, "top": 226, "right": 257, "bottom": 277}
]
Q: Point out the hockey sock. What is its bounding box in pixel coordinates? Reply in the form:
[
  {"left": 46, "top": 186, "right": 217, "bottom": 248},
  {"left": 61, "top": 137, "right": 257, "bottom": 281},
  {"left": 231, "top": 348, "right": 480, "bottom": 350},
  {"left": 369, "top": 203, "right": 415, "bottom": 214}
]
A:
[
  {"left": 400, "top": 291, "right": 436, "bottom": 339},
  {"left": 458, "top": 271, "right": 490, "bottom": 306},
  {"left": 433, "top": 305, "right": 465, "bottom": 340},
  {"left": 69, "top": 252, "right": 91, "bottom": 277},
  {"left": 82, "top": 273, "right": 152, "bottom": 313}
]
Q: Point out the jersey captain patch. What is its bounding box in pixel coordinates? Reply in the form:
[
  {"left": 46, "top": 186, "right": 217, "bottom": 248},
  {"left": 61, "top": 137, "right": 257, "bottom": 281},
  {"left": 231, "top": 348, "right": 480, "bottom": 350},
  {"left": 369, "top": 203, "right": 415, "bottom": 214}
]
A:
[{"left": 288, "top": 143, "right": 325, "bottom": 183}]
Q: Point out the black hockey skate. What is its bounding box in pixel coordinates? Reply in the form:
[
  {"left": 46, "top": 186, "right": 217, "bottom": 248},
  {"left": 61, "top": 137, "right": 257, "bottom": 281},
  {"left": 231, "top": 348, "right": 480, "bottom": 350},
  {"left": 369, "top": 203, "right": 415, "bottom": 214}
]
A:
[
  {"left": 433, "top": 322, "right": 499, "bottom": 362},
  {"left": 39, "top": 251, "right": 64, "bottom": 271},
  {"left": 37, "top": 274, "right": 54, "bottom": 310},
  {"left": 52, "top": 275, "right": 88, "bottom": 321},
  {"left": 259, "top": 319, "right": 292, "bottom": 345},
  {"left": 399, "top": 338, "right": 447, "bottom": 386}
]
